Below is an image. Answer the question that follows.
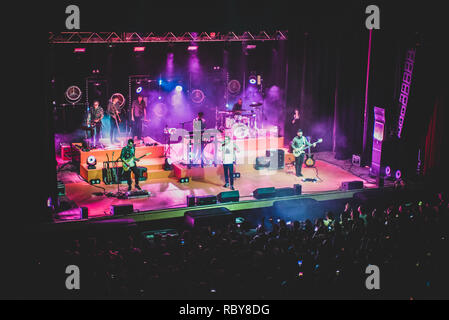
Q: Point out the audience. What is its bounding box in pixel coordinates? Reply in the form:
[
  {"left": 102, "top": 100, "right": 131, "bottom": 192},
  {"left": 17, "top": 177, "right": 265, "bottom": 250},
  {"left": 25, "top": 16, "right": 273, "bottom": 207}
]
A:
[{"left": 31, "top": 191, "right": 448, "bottom": 299}]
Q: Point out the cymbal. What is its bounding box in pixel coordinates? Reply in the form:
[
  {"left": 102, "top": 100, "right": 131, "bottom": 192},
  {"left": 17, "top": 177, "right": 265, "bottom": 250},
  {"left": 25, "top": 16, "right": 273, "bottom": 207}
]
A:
[{"left": 249, "top": 102, "right": 263, "bottom": 107}]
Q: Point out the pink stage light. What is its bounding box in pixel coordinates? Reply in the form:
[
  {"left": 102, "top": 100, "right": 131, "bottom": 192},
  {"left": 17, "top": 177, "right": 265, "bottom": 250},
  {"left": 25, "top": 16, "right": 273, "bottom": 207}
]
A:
[
  {"left": 187, "top": 45, "right": 198, "bottom": 51},
  {"left": 134, "top": 46, "right": 145, "bottom": 52},
  {"left": 74, "top": 48, "right": 86, "bottom": 53},
  {"left": 246, "top": 44, "right": 257, "bottom": 50}
]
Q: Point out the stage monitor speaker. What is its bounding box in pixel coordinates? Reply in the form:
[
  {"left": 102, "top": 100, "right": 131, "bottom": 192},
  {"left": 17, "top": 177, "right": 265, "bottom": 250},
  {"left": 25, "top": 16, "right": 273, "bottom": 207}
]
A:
[
  {"left": 196, "top": 195, "right": 217, "bottom": 206},
  {"left": 186, "top": 195, "right": 196, "bottom": 207},
  {"left": 253, "top": 187, "right": 276, "bottom": 199},
  {"left": 341, "top": 181, "right": 364, "bottom": 191},
  {"left": 293, "top": 184, "right": 302, "bottom": 195},
  {"left": 218, "top": 190, "right": 240, "bottom": 203},
  {"left": 80, "top": 207, "right": 88, "bottom": 219},
  {"left": 111, "top": 204, "right": 134, "bottom": 216},
  {"left": 275, "top": 187, "right": 296, "bottom": 197},
  {"left": 185, "top": 207, "right": 232, "bottom": 228},
  {"left": 266, "top": 149, "right": 285, "bottom": 169}
]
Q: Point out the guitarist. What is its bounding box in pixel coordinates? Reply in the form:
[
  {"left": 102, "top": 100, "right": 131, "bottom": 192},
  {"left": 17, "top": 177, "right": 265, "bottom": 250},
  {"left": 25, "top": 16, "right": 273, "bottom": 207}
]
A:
[
  {"left": 107, "top": 96, "right": 121, "bottom": 145},
  {"left": 120, "top": 139, "right": 141, "bottom": 191},
  {"left": 291, "top": 129, "right": 316, "bottom": 177},
  {"left": 86, "top": 100, "right": 104, "bottom": 148}
]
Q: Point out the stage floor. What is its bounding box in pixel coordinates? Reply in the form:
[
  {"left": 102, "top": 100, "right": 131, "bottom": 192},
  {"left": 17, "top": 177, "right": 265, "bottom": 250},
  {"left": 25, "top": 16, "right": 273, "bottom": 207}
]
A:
[{"left": 57, "top": 154, "right": 377, "bottom": 219}]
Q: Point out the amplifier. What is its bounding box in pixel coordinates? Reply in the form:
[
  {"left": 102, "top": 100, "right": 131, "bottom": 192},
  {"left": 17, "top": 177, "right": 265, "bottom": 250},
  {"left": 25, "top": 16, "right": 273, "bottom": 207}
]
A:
[{"left": 60, "top": 144, "right": 72, "bottom": 160}]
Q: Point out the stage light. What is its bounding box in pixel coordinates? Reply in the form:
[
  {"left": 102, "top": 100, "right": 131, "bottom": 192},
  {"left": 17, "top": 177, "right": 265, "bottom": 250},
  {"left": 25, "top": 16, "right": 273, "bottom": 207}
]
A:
[
  {"left": 385, "top": 166, "right": 391, "bottom": 177},
  {"left": 179, "top": 177, "right": 190, "bottom": 183},
  {"left": 210, "top": 32, "right": 216, "bottom": 38},
  {"left": 74, "top": 48, "right": 86, "bottom": 53},
  {"left": 188, "top": 45, "right": 198, "bottom": 51},
  {"left": 87, "top": 155, "right": 97, "bottom": 169},
  {"left": 246, "top": 44, "right": 257, "bottom": 50},
  {"left": 158, "top": 96, "right": 162, "bottom": 100},
  {"left": 134, "top": 46, "right": 145, "bottom": 52},
  {"left": 175, "top": 85, "right": 183, "bottom": 92},
  {"left": 159, "top": 79, "right": 163, "bottom": 85},
  {"left": 249, "top": 76, "right": 257, "bottom": 85},
  {"left": 136, "top": 87, "right": 143, "bottom": 94},
  {"left": 395, "top": 170, "right": 402, "bottom": 180}
]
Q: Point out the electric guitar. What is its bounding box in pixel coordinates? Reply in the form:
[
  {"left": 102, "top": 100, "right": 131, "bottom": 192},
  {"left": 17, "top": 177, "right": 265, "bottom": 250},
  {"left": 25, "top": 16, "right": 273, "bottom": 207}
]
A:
[
  {"left": 292, "top": 138, "right": 323, "bottom": 157},
  {"left": 122, "top": 152, "right": 152, "bottom": 172}
]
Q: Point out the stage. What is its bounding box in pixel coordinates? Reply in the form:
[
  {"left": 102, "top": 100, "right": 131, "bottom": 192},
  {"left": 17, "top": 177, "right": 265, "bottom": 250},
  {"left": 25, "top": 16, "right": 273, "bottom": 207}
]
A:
[{"left": 56, "top": 134, "right": 377, "bottom": 221}]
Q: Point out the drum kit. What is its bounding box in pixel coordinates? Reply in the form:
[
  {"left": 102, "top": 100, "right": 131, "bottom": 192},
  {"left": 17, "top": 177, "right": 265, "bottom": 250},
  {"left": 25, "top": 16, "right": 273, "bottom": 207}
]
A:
[{"left": 218, "top": 102, "right": 263, "bottom": 138}]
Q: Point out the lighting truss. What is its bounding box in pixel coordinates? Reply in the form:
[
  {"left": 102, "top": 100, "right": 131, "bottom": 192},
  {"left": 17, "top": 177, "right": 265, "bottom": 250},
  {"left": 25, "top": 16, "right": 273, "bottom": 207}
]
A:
[{"left": 48, "top": 31, "right": 288, "bottom": 44}]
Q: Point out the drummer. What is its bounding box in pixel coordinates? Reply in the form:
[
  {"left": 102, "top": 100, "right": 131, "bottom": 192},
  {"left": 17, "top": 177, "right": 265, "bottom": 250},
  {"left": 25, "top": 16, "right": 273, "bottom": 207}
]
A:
[{"left": 232, "top": 98, "right": 243, "bottom": 114}]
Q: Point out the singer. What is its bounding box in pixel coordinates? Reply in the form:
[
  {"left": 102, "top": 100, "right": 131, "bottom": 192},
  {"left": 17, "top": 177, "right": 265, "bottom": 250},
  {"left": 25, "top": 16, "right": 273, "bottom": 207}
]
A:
[{"left": 221, "top": 135, "right": 240, "bottom": 190}]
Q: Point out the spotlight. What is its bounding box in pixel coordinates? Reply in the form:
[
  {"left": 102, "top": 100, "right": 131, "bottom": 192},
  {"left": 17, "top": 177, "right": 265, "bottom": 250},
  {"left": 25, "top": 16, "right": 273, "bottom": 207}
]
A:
[
  {"left": 179, "top": 177, "right": 190, "bottom": 183},
  {"left": 249, "top": 76, "right": 257, "bottom": 85},
  {"left": 159, "top": 79, "right": 163, "bottom": 85},
  {"left": 87, "top": 155, "right": 97, "bottom": 169},
  {"left": 158, "top": 96, "right": 162, "bottom": 100},
  {"left": 134, "top": 46, "right": 145, "bottom": 52},
  {"left": 74, "top": 48, "right": 86, "bottom": 53},
  {"left": 164, "top": 158, "right": 173, "bottom": 171},
  {"left": 175, "top": 85, "right": 183, "bottom": 92},
  {"left": 187, "top": 45, "right": 198, "bottom": 51},
  {"left": 395, "top": 170, "right": 402, "bottom": 180},
  {"left": 136, "top": 87, "right": 143, "bottom": 94},
  {"left": 246, "top": 44, "right": 257, "bottom": 50}
]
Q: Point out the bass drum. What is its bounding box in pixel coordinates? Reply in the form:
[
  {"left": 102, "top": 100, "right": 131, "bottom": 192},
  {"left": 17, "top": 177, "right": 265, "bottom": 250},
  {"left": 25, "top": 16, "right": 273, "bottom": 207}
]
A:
[{"left": 232, "top": 123, "right": 249, "bottom": 139}]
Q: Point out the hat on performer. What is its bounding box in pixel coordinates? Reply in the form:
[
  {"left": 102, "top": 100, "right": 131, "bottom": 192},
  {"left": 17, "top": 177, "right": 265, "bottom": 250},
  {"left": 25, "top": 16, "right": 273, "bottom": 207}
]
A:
[{"left": 297, "top": 128, "right": 303, "bottom": 133}]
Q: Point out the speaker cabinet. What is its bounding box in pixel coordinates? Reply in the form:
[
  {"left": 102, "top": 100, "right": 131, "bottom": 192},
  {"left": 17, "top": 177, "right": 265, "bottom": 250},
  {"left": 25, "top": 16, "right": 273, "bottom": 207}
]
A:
[
  {"left": 341, "top": 181, "right": 364, "bottom": 191},
  {"left": 266, "top": 149, "right": 285, "bottom": 169},
  {"left": 185, "top": 207, "right": 232, "bottom": 228},
  {"left": 186, "top": 196, "right": 196, "bottom": 207},
  {"left": 253, "top": 187, "right": 276, "bottom": 199},
  {"left": 80, "top": 207, "right": 88, "bottom": 219},
  {"left": 218, "top": 190, "right": 240, "bottom": 203},
  {"left": 294, "top": 184, "right": 302, "bottom": 195}
]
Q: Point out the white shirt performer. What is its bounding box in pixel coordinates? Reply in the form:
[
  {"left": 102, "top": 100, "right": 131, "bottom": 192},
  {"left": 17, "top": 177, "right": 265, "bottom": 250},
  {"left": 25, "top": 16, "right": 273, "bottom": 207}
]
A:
[{"left": 221, "top": 135, "right": 239, "bottom": 190}]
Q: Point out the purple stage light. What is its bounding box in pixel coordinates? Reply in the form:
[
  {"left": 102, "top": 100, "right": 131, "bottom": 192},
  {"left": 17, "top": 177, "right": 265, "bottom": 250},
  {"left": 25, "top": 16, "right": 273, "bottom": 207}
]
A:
[
  {"left": 395, "top": 170, "right": 402, "bottom": 180},
  {"left": 385, "top": 166, "right": 391, "bottom": 176},
  {"left": 74, "top": 48, "right": 86, "bottom": 53},
  {"left": 246, "top": 44, "right": 257, "bottom": 50}
]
